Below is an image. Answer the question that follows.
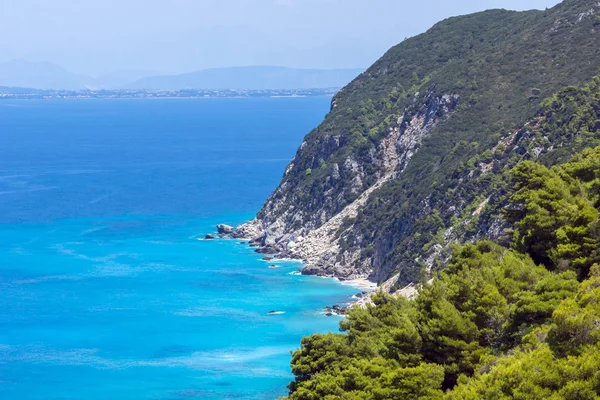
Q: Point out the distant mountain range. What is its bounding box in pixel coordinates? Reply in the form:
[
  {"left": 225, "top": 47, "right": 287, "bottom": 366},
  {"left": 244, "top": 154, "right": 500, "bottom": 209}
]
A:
[
  {"left": 0, "top": 60, "right": 90, "bottom": 90},
  {"left": 0, "top": 61, "right": 364, "bottom": 90},
  {"left": 124, "top": 66, "right": 365, "bottom": 90}
]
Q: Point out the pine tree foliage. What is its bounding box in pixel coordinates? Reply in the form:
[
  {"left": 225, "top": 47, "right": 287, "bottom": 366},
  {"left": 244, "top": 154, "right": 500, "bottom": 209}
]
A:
[{"left": 284, "top": 120, "right": 600, "bottom": 400}]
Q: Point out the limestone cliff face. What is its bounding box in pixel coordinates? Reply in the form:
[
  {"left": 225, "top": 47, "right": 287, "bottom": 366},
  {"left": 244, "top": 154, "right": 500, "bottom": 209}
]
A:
[
  {"left": 238, "top": 90, "right": 460, "bottom": 279},
  {"left": 237, "top": 0, "right": 600, "bottom": 286}
]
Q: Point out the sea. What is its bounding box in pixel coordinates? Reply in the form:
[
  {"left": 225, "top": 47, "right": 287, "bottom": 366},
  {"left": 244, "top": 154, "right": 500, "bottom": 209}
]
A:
[{"left": 0, "top": 98, "right": 361, "bottom": 399}]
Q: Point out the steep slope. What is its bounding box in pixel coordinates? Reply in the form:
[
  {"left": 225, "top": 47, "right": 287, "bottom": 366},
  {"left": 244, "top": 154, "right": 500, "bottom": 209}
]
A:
[
  {"left": 283, "top": 136, "right": 600, "bottom": 398},
  {"left": 237, "top": 0, "right": 600, "bottom": 286}
]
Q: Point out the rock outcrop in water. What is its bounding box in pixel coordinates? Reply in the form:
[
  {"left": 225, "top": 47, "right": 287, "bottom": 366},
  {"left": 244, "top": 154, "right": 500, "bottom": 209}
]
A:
[
  {"left": 238, "top": 0, "right": 600, "bottom": 290},
  {"left": 217, "top": 224, "right": 234, "bottom": 235}
]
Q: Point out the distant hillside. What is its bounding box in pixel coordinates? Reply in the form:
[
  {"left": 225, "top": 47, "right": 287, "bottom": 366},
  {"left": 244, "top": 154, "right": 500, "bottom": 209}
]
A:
[
  {"left": 0, "top": 85, "right": 36, "bottom": 94},
  {"left": 0, "top": 60, "right": 91, "bottom": 90},
  {"left": 124, "top": 66, "right": 365, "bottom": 90},
  {"left": 0, "top": 61, "right": 157, "bottom": 90},
  {"left": 0, "top": 63, "right": 364, "bottom": 90}
]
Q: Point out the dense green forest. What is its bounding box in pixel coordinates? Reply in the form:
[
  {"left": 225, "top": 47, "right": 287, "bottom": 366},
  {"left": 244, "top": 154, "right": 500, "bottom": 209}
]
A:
[
  {"left": 283, "top": 73, "right": 600, "bottom": 398},
  {"left": 284, "top": 144, "right": 600, "bottom": 399}
]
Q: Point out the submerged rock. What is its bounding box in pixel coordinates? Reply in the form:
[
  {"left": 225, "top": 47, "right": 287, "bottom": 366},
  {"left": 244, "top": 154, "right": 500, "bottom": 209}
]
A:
[{"left": 204, "top": 234, "right": 215, "bottom": 240}]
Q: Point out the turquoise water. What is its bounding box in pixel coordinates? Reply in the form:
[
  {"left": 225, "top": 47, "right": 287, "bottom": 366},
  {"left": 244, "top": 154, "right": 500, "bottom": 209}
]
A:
[{"left": 0, "top": 99, "right": 358, "bottom": 399}]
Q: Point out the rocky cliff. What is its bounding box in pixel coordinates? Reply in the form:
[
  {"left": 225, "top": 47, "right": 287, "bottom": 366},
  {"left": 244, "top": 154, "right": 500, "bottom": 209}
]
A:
[{"left": 237, "top": 0, "right": 600, "bottom": 287}]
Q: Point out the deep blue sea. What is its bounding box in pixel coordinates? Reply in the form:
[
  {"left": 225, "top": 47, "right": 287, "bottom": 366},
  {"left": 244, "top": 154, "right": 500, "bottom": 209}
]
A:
[{"left": 0, "top": 98, "right": 359, "bottom": 399}]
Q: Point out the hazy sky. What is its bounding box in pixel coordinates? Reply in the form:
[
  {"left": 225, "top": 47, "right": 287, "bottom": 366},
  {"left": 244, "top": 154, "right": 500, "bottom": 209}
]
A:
[{"left": 0, "top": 0, "right": 560, "bottom": 77}]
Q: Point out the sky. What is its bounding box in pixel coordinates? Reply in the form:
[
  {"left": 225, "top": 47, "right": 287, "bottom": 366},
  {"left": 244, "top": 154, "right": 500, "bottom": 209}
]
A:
[{"left": 0, "top": 0, "right": 561, "bottom": 77}]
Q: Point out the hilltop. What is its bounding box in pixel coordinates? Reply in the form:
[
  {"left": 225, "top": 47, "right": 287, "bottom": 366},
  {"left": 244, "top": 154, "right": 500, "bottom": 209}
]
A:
[
  {"left": 238, "top": 0, "right": 600, "bottom": 287},
  {"left": 230, "top": 0, "right": 600, "bottom": 397}
]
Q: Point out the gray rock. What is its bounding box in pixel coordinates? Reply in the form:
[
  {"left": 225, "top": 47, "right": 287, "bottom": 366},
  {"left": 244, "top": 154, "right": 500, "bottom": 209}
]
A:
[
  {"left": 217, "top": 224, "right": 234, "bottom": 235},
  {"left": 249, "top": 237, "right": 264, "bottom": 247},
  {"left": 301, "top": 264, "right": 324, "bottom": 276},
  {"left": 264, "top": 234, "right": 277, "bottom": 247},
  {"left": 204, "top": 234, "right": 215, "bottom": 240},
  {"left": 259, "top": 245, "right": 278, "bottom": 254}
]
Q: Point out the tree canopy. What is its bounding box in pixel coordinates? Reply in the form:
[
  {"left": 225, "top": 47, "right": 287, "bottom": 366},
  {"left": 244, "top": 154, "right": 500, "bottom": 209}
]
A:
[{"left": 284, "top": 144, "right": 600, "bottom": 399}]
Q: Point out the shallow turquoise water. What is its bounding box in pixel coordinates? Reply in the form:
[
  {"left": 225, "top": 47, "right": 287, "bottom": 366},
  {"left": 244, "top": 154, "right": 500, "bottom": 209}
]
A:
[{"left": 0, "top": 98, "right": 358, "bottom": 399}]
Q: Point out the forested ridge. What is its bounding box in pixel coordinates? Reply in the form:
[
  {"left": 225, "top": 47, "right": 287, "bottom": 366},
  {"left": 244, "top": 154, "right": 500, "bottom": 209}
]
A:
[
  {"left": 245, "top": 0, "right": 600, "bottom": 286},
  {"left": 231, "top": 2, "right": 600, "bottom": 396},
  {"left": 283, "top": 74, "right": 600, "bottom": 399}
]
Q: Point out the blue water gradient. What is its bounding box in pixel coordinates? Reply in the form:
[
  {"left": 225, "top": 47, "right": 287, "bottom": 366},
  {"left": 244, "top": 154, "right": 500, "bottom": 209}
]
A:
[{"left": 0, "top": 98, "right": 359, "bottom": 399}]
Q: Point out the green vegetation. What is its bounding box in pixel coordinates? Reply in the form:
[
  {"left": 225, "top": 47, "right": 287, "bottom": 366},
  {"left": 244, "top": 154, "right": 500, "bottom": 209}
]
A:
[
  {"left": 256, "top": 0, "right": 600, "bottom": 287},
  {"left": 258, "top": 1, "right": 600, "bottom": 397},
  {"left": 284, "top": 145, "right": 600, "bottom": 399},
  {"left": 505, "top": 150, "right": 600, "bottom": 278},
  {"left": 350, "top": 69, "right": 600, "bottom": 286},
  {"left": 248, "top": 3, "right": 600, "bottom": 394},
  {"left": 447, "top": 266, "right": 600, "bottom": 399}
]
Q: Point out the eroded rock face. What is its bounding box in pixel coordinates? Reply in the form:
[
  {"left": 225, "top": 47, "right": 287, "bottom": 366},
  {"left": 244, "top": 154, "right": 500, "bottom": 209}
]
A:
[
  {"left": 397, "top": 92, "right": 460, "bottom": 172},
  {"left": 236, "top": 89, "right": 460, "bottom": 281},
  {"left": 231, "top": 0, "right": 600, "bottom": 290}
]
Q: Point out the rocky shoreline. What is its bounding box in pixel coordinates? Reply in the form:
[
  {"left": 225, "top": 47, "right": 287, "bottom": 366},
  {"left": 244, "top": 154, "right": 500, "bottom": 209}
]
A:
[
  {"left": 206, "top": 222, "right": 385, "bottom": 309},
  {"left": 211, "top": 219, "right": 419, "bottom": 306},
  {"left": 226, "top": 125, "right": 404, "bottom": 282},
  {"left": 231, "top": 218, "right": 380, "bottom": 283},
  {"left": 211, "top": 223, "right": 423, "bottom": 312}
]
